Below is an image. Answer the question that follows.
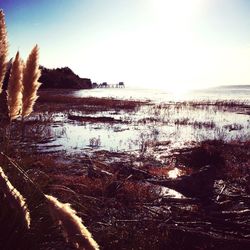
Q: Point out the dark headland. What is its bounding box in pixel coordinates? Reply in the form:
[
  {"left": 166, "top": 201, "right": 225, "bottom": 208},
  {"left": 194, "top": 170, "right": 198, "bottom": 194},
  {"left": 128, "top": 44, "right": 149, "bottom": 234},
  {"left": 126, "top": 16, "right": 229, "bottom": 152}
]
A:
[{"left": 39, "top": 66, "right": 92, "bottom": 89}]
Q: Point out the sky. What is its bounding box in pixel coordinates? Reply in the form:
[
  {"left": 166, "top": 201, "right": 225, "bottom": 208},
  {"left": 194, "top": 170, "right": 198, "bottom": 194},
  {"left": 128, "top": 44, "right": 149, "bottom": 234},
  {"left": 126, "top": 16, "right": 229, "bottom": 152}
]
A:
[{"left": 1, "top": 0, "right": 250, "bottom": 90}]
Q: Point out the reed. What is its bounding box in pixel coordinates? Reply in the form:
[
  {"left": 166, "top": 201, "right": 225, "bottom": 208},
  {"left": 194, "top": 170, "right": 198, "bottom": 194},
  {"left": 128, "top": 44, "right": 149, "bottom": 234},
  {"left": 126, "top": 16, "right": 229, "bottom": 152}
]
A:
[
  {"left": 22, "top": 45, "right": 41, "bottom": 117},
  {"left": 0, "top": 9, "right": 100, "bottom": 250},
  {"left": 0, "top": 9, "right": 8, "bottom": 93},
  {"left": 6, "top": 52, "right": 23, "bottom": 120},
  {"left": 45, "top": 195, "right": 99, "bottom": 250},
  {"left": 0, "top": 166, "right": 31, "bottom": 229}
]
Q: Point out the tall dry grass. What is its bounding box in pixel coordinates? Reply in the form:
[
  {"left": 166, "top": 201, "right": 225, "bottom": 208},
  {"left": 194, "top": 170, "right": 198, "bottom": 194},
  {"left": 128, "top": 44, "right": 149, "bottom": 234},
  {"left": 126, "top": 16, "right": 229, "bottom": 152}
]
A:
[
  {"left": 22, "top": 45, "right": 41, "bottom": 117},
  {"left": 0, "top": 9, "right": 8, "bottom": 93},
  {"left": 0, "top": 166, "right": 31, "bottom": 229},
  {"left": 0, "top": 9, "right": 41, "bottom": 121},
  {"left": 3, "top": 45, "right": 41, "bottom": 121},
  {"left": 1, "top": 152, "right": 100, "bottom": 250},
  {"left": 0, "top": 9, "right": 100, "bottom": 250},
  {"left": 46, "top": 195, "right": 99, "bottom": 250},
  {"left": 6, "top": 52, "right": 23, "bottom": 120}
]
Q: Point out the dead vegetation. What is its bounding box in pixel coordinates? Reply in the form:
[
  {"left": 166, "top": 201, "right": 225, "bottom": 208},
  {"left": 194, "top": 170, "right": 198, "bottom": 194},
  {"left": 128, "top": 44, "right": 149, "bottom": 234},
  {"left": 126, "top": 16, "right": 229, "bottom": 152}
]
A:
[
  {"left": 37, "top": 90, "right": 148, "bottom": 113},
  {"left": 3, "top": 140, "right": 249, "bottom": 250}
]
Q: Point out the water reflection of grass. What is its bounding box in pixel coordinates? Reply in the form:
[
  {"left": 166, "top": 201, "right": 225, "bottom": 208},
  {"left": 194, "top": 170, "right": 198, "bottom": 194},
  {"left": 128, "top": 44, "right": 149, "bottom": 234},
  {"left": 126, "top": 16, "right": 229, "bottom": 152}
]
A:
[{"left": 7, "top": 91, "right": 248, "bottom": 155}]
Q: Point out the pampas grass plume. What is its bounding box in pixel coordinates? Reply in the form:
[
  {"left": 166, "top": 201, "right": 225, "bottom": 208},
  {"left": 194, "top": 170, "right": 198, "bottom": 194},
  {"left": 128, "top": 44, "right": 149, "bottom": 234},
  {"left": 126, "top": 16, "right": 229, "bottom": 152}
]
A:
[
  {"left": 7, "top": 51, "right": 23, "bottom": 120},
  {"left": 0, "top": 9, "right": 8, "bottom": 93},
  {"left": 0, "top": 166, "right": 31, "bottom": 228},
  {"left": 45, "top": 195, "right": 99, "bottom": 250},
  {"left": 22, "top": 45, "right": 41, "bottom": 117}
]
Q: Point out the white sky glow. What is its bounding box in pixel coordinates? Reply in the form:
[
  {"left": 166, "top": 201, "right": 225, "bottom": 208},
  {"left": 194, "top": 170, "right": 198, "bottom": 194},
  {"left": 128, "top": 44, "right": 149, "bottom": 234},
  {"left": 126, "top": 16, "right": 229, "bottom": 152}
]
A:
[
  {"left": 70, "top": 0, "right": 250, "bottom": 90},
  {"left": 5, "top": 0, "right": 250, "bottom": 90}
]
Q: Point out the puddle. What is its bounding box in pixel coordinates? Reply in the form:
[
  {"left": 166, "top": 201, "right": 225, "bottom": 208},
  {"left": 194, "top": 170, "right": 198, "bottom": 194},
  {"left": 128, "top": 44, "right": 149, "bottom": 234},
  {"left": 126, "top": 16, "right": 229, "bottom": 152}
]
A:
[
  {"left": 168, "top": 168, "right": 182, "bottom": 178},
  {"left": 155, "top": 186, "right": 185, "bottom": 199}
]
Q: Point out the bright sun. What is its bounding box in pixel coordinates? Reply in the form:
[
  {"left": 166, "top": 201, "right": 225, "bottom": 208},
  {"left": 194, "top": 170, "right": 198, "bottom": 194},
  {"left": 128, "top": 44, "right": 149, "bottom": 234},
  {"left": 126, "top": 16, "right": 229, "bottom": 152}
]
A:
[
  {"left": 146, "top": 0, "right": 206, "bottom": 91},
  {"left": 78, "top": 0, "right": 220, "bottom": 91}
]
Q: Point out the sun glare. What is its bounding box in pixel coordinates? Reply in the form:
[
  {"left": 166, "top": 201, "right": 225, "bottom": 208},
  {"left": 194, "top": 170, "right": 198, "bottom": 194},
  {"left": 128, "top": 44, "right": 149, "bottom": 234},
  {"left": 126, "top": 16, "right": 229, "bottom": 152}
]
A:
[
  {"left": 145, "top": 0, "right": 207, "bottom": 90},
  {"left": 166, "top": 85, "right": 191, "bottom": 100}
]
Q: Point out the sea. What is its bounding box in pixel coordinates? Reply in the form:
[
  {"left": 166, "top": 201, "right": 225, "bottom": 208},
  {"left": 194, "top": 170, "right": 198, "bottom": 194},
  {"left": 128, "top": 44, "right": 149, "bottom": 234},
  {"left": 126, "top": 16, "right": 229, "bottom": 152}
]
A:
[{"left": 71, "top": 85, "right": 250, "bottom": 103}]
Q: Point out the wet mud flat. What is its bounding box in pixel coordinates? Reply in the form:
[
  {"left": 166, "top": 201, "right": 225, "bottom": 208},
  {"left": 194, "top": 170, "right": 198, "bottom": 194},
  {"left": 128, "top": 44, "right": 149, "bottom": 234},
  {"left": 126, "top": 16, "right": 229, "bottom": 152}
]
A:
[
  {"left": 10, "top": 140, "right": 250, "bottom": 250},
  {"left": 0, "top": 90, "right": 250, "bottom": 249}
]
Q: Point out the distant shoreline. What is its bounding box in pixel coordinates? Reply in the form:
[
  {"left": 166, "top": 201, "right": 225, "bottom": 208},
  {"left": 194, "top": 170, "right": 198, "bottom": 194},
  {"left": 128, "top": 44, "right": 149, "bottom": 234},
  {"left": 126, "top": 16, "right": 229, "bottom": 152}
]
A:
[{"left": 213, "top": 84, "right": 250, "bottom": 89}]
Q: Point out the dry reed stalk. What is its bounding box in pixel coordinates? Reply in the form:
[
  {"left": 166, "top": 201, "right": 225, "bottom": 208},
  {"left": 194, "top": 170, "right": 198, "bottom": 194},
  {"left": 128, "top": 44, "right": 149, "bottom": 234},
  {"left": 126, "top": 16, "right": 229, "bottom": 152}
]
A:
[
  {"left": 0, "top": 166, "right": 31, "bottom": 229},
  {"left": 6, "top": 52, "right": 23, "bottom": 120},
  {"left": 45, "top": 195, "right": 99, "bottom": 250},
  {"left": 22, "top": 45, "right": 41, "bottom": 117},
  {"left": 0, "top": 9, "right": 8, "bottom": 93}
]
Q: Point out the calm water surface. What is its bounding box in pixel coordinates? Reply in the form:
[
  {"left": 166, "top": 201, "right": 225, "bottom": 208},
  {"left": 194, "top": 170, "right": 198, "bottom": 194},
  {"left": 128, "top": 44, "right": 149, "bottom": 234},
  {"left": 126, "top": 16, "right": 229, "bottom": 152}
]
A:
[
  {"left": 72, "top": 86, "right": 250, "bottom": 103},
  {"left": 37, "top": 86, "right": 250, "bottom": 154}
]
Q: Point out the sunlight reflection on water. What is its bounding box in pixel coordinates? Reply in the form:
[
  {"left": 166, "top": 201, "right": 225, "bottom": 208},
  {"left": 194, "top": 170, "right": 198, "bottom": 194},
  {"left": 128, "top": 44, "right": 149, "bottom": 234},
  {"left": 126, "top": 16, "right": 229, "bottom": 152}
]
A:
[
  {"left": 158, "top": 186, "right": 184, "bottom": 199},
  {"left": 168, "top": 168, "right": 182, "bottom": 178},
  {"left": 36, "top": 87, "right": 250, "bottom": 153},
  {"left": 72, "top": 87, "right": 250, "bottom": 103}
]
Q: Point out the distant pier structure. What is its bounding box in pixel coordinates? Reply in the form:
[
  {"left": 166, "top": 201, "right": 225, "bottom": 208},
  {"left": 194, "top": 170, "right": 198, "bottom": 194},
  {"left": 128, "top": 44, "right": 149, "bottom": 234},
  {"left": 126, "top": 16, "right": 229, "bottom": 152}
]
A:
[{"left": 94, "top": 81, "right": 125, "bottom": 88}]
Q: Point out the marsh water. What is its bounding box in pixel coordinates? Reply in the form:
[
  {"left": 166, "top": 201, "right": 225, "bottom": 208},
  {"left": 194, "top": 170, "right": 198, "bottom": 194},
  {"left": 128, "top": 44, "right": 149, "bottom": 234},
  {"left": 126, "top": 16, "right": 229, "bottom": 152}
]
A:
[
  {"left": 35, "top": 86, "right": 250, "bottom": 155},
  {"left": 73, "top": 85, "right": 250, "bottom": 102}
]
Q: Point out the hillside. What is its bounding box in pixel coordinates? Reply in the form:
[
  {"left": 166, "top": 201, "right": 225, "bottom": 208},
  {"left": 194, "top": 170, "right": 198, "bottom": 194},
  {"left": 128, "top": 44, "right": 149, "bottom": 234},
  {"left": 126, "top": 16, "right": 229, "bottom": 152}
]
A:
[
  {"left": 3, "top": 62, "right": 92, "bottom": 90},
  {"left": 39, "top": 66, "right": 92, "bottom": 89}
]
